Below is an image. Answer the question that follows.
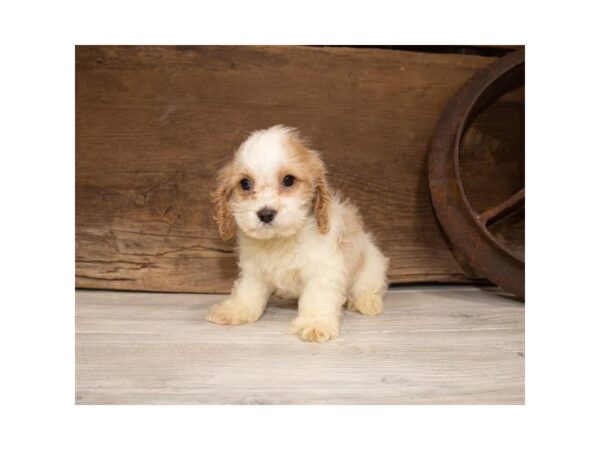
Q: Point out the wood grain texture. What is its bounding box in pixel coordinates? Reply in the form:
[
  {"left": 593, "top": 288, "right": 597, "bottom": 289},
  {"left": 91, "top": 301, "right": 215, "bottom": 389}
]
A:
[
  {"left": 75, "top": 287, "right": 525, "bottom": 404},
  {"left": 76, "top": 46, "right": 524, "bottom": 293}
]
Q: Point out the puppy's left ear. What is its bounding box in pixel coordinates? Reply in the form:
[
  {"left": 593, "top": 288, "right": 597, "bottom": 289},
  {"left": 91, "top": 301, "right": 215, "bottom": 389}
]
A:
[
  {"left": 289, "top": 133, "right": 332, "bottom": 234},
  {"left": 312, "top": 152, "right": 331, "bottom": 234},
  {"left": 211, "top": 164, "right": 236, "bottom": 241},
  {"left": 313, "top": 170, "right": 332, "bottom": 235}
]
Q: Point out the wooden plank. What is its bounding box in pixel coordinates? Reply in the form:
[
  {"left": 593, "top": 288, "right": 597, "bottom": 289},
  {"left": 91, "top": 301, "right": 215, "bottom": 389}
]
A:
[
  {"left": 76, "top": 45, "right": 523, "bottom": 293},
  {"left": 75, "top": 287, "right": 525, "bottom": 404}
]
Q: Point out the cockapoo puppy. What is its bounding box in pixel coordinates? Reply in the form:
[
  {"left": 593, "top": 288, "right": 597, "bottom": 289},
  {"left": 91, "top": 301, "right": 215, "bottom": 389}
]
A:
[{"left": 207, "top": 125, "right": 388, "bottom": 342}]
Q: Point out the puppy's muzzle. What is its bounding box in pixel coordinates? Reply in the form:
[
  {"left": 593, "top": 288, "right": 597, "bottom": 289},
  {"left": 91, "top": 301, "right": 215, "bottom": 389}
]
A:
[{"left": 257, "top": 207, "right": 277, "bottom": 224}]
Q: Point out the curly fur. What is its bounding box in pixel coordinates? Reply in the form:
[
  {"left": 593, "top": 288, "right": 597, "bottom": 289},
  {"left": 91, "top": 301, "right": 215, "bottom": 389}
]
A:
[{"left": 207, "top": 125, "right": 388, "bottom": 342}]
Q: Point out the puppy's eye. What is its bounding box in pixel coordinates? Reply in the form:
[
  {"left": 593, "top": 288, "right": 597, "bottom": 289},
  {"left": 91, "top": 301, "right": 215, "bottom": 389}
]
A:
[
  {"left": 240, "top": 178, "right": 252, "bottom": 191},
  {"left": 282, "top": 175, "right": 295, "bottom": 187}
]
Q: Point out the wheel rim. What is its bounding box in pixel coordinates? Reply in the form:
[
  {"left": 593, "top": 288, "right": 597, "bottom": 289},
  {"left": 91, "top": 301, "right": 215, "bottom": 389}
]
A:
[{"left": 428, "top": 50, "right": 525, "bottom": 299}]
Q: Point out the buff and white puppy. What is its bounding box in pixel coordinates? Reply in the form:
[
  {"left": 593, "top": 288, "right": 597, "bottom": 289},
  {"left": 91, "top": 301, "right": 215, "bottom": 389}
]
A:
[{"left": 207, "top": 125, "right": 388, "bottom": 342}]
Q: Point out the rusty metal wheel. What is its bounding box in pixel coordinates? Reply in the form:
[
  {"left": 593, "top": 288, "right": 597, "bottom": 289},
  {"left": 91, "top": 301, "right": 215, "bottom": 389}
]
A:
[{"left": 428, "top": 50, "right": 525, "bottom": 299}]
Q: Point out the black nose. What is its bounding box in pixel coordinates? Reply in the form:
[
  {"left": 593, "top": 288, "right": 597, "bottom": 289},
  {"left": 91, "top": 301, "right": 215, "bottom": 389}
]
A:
[{"left": 257, "top": 207, "right": 277, "bottom": 224}]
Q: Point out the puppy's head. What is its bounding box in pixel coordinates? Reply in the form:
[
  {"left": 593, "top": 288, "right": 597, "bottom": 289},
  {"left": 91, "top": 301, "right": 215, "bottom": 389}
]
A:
[{"left": 212, "top": 125, "right": 331, "bottom": 241}]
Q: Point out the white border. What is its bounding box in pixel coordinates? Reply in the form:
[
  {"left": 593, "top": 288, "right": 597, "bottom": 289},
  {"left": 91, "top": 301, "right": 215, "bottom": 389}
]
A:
[{"left": 2, "top": 1, "right": 599, "bottom": 449}]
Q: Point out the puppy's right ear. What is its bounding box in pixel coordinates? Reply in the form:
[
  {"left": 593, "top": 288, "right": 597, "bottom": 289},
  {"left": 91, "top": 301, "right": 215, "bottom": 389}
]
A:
[{"left": 211, "top": 164, "right": 236, "bottom": 241}]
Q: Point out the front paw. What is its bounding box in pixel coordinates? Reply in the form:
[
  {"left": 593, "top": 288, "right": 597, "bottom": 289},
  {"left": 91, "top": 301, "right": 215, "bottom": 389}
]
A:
[
  {"left": 289, "top": 316, "right": 340, "bottom": 343},
  {"left": 206, "top": 299, "right": 258, "bottom": 325}
]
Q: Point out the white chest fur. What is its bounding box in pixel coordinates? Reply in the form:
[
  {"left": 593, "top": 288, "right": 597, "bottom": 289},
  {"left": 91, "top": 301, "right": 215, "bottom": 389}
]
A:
[
  {"left": 235, "top": 203, "right": 356, "bottom": 302},
  {"left": 239, "top": 234, "right": 306, "bottom": 299}
]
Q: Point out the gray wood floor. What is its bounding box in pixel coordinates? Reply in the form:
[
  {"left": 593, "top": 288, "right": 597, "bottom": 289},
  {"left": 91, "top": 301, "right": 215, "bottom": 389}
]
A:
[{"left": 75, "top": 286, "right": 524, "bottom": 404}]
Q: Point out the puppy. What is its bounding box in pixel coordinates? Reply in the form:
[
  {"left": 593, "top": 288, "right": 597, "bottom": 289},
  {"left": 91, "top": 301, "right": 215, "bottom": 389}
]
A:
[{"left": 207, "top": 125, "right": 388, "bottom": 342}]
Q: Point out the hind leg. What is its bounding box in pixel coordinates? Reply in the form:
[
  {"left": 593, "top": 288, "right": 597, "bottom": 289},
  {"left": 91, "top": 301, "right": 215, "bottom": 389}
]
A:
[{"left": 346, "top": 240, "right": 388, "bottom": 316}]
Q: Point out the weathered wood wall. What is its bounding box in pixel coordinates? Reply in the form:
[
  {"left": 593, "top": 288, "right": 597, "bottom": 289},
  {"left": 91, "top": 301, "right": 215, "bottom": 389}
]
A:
[{"left": 76, "top": 46, "right": 524, "bottom": 293}]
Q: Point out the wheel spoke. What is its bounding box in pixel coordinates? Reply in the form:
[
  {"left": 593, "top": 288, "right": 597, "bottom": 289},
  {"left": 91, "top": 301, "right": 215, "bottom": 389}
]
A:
[{"left": 479, "top": 188, "right": 525, "bottom": 226}]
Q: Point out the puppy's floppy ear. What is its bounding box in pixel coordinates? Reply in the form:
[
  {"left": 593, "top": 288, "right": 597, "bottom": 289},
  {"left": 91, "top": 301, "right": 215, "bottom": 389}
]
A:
[
  {"left": 211, "top": 163, "right": 236, "bottom": 241},
  {"left": 287, "top": 131, "right": 332, "bottom": 234},
  {"left": 313, "top": 176, "right": 332, "bottom": 234}
]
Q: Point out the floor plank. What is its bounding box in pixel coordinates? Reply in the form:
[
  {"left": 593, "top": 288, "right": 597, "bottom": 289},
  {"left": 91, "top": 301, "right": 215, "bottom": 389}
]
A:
[{"left": 75, "top": 287, "right": 524, "bottom": 404}]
